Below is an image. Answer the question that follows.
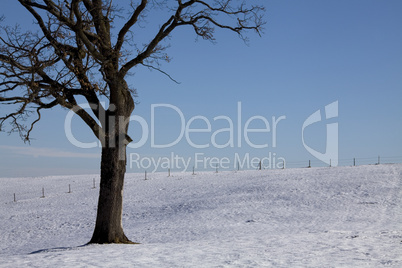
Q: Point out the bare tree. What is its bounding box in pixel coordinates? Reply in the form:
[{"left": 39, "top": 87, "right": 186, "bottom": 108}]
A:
[{"left": 0, "top": 0, "right": 264, "bottom": 244}]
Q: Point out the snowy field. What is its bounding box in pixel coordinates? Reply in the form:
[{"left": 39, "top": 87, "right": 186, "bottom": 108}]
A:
[{"left": 0, "top": 164, "right": 401, "bottom": 267}]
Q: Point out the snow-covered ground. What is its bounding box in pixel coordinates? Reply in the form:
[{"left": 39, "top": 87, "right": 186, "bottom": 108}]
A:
[{"left": 0, "top": 164, "right": 401, "bottom": 267}]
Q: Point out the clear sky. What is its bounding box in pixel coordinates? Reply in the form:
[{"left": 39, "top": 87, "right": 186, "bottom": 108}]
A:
[{"left": 1, "top": 0, "right": 401, "bottom": 177}]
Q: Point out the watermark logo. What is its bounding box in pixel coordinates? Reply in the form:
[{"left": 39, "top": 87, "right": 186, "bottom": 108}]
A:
[
  {"left": 63, "top": 100, "right": 338, "bottom": 171},
  {"left": 64, "top": 102, "right": 287, "bottom": 150},
  {"left": 129, "top": 152, "right": 285, "bottom": 172},
  {"left": 302, "top": 101, "right": 338, "bottom": 166}
]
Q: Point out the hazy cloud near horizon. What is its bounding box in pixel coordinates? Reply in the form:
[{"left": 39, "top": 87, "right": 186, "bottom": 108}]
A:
[{"left": 0, "top": 145, "right": 99, "bottom": 159}]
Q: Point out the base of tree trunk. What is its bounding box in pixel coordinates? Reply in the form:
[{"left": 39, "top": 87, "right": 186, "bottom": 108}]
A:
[
  {"left": 88, "top": 240, "right": 140, "bottom": 245},
  {"left": 88, "top": 234, "right": 139, "bottom": 245}
]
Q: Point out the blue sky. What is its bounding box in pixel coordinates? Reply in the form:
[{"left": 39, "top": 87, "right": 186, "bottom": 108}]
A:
[{"left": 1, "top": 0, "right": 401, "bottom": 177}]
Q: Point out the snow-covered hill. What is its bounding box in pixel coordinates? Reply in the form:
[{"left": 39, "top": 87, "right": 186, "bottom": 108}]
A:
[{"left": 1, "top": 164, "right": 401, "bottom": 267}]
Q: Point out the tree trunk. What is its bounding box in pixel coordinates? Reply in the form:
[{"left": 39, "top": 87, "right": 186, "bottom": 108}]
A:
[
  {"left": 89, "top": 144, "right": 134, "bottom": 244},
  {"left": 89, "top": 78, "right": 135, "bottom": 244}
]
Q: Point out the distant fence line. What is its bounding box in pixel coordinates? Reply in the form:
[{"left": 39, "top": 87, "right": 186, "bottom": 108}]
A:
[
  {"left": 283, "top": 156, "right": 402, "bottom": 169},
  {"left": 6, "top": 155, "right": 402, "bottom": 203},
  {"left": 160, "top": 155, "right": 402, "bottom": 173},
  {"left": 9, "top": 178, "right": 98, "bottom": 203}
]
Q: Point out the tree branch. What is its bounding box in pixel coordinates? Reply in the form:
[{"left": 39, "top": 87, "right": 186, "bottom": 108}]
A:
[
  {"left": 119, "top": 15, "right": 177, "bottom": 77},
  {"left": 119, "top": 0, "right": 264, "bottom": 77},
  {"left": 115, "top": 0, "right": 148, "bottom": 52},
  {"left": 141, "top": 63, "right": 181, "bottom": 84}
]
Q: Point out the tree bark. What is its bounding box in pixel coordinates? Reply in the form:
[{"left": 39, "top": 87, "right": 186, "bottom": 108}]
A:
[
  {"left": 89, "top": 144, "right": 134, "bottom": 244},
  {"left": 89, "top": 80, "right": 135, "bottom": 244}
]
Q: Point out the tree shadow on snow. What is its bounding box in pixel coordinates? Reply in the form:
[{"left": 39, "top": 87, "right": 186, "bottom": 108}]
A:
[{"left": 30, "top": 244, "right": 88, "bottom": 255}]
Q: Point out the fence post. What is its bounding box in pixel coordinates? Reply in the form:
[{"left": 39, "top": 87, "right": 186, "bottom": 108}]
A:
[
  {"left": 353, "top": 158, "right": 356, "bottom": 167},
  {"left": 308, "top": 160, "right": 311, "bottom": 168},
  {"left": 282, "top": 160, "right": 285, "bottom": 169},
  {"left": 192, "top": 166, "right": 195, "bottom": 175},
  {"left": 68, "top": 184, "right": 71, "bottom": 193},
  {"left": 93, "top": 178, "right": 96, "bottom": 189},
  {"left": 258, "top": 160, "right": 262, "bottom": 170},
  {"left": 145, "top": 170, "right": 147, "bottom": 180},
  {"left": 14, "top": 193, "right": 16, "bottom": 202},
  {"left": 378, "top": 156, "right": 380, "bottom": 165},
  {"left": 330, "top": 159, "right": 332, "bottom": 167},
  {"left": 168, "top": 168, "right": 170, "bottom": 177},
  {"left": 215, "top": 164, "right": 218, "bottom": 173},
  {"left": 41, "top": 187, "right": 45, "bottom": 198}
]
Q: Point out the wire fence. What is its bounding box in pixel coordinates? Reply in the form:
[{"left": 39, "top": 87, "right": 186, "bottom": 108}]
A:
[
  {"left": 162, "top": 155, "right": 402, "bottom": 173},
  {"left": 282, "top": 156, "right": 402, "bottom": 169},
  {"left": 3, "top": 176, "right": 99, "bottom": 204},
  {"left": 3, "top": 155, "right": 402, "bottom": 203}
]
